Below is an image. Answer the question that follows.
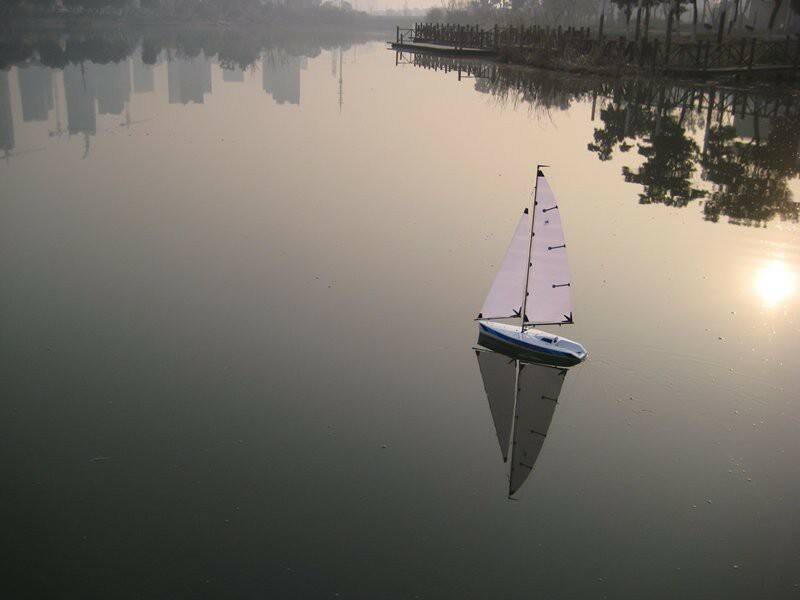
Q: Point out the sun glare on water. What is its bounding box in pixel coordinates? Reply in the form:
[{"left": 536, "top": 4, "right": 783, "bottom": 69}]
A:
[{"left": 755, "top": 260, "right": 797, "bottom": 308}]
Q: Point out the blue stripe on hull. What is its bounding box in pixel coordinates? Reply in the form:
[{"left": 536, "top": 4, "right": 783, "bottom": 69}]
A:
[{"left": 479, "top": 323, "right": 569, "bottom": 358}]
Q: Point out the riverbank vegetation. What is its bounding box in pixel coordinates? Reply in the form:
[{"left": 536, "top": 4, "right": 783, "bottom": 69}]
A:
[{"left": 425, "top": 0, "right": 800, "bottom": 38}]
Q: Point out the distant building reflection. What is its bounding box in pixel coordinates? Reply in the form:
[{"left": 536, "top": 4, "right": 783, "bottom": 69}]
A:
[
  {"left": 262, "top": 52, "right": 305, "bottom": 106},
  {"left": 63, "top": 62, "right": 97, "bottom": 136},
  {"left": 222, "top": 65, "right": 245, "bottom": 82},
  {"left": 95, "top": 60, "right": 131, "bottom": 115},
  {"left": 0, "top": 70, "right": 14, "bottom": 156},
  {"left": 133, "top": 54, "right": 154, "bottom": 94},
  {"left": 0, "top": 30, "right": 380, "bottom": 161},
  {"left": 17, "top": 62, "right": 53, "bottom": 122},
  {"left": 168, "top": 53, "right": 212, "bottom": 105}
]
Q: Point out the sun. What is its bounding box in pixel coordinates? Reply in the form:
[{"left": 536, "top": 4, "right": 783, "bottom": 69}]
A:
[{"left": 755, "top": 260, "right": 796, "bottom": 308}]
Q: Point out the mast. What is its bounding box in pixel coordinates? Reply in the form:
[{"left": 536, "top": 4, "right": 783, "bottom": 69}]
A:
[{"left": 520, "top": 165, "right": 545, "bottom": 331}]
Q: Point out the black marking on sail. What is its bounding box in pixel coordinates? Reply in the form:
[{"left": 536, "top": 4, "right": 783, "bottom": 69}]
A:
[
  {"left": 542, "top": 205, "right": 559, "bottom": 213},
  {"left": 511, "top": 307, "right": 522, "bottom": 318},
  {"left": 548, "top": 244, "right": 566, "bottom": 250},
  {"left": 537, "top": 169, "right": 544, "bottom": 177},
  {"left": 523, "top": 208, "right": 529, "bottom": 214},
  {"left": 563, "top": 312, "right": 573, "bottom": 324},
  {"left": 552, "top": 283, "right": 571, "bottom": 288},
  {"left": 477, "top": 312, "right": 483, "bottom": 319}
]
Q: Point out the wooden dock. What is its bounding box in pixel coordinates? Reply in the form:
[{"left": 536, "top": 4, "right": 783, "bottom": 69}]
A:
[
  {"left": 393, "top": 23, "right": 800, "bottom": 79},
  {"left": 389, "top": 41, "right": 496, "bottom": 57}
]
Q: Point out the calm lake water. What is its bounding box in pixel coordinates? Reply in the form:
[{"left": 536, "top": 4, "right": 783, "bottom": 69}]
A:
[{"left": 2, "top": 29, "right": 799, "bottom": 599}]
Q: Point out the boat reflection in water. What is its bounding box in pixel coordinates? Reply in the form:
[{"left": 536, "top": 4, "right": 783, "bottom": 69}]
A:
[{"left": 475, "top": 332, "right": 570, "bottom": 498}]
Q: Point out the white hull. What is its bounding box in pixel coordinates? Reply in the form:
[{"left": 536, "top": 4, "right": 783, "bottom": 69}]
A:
[{"left": 478, "top": 321, "right": 587, "bottom": 365}]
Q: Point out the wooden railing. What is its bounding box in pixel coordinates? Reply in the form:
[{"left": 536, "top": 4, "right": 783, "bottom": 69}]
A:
[{"left": 398, "top": 22, "right": 800, "bottom": 74}]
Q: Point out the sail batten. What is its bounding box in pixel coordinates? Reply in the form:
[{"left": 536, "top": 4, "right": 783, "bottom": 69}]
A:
[
  {"left": 479, "top": 211, "right": 531, "bottom": 321},
  {"left": 526, "top": 175, "right": 573, "bottom": 326}
]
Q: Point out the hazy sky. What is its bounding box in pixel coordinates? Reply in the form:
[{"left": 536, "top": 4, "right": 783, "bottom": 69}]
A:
[{"left": 357, "top": 0, "right": 433, "bottom": 12}]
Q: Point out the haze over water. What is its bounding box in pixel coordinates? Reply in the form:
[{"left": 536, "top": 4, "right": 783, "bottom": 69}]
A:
[{"left": 2, "top": 31, "right": 799, "bottom": 599}]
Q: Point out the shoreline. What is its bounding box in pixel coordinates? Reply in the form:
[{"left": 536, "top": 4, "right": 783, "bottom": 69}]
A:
[{"left": 391, "top": 42, "right": 800, "bottom": 86}]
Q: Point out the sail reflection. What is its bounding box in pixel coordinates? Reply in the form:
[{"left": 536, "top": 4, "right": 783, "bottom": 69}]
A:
[{"left": 475, "top": 337, "right": 568, "bottom": 498}]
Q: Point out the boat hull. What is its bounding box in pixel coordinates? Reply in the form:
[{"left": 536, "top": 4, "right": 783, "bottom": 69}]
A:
[{"left": 478, "top": 321, "right": 587, "bottom": 366}]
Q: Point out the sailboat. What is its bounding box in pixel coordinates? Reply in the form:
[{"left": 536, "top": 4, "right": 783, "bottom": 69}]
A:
[
  {"left": 475, "top": 343, "right": 568, "bottom": 497},
  {"left": 477, "top": 167, "right": 587, "bottom": 366}
]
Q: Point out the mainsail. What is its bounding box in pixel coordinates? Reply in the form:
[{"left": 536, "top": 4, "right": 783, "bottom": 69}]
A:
[
  {"left": 526, "top": 174, "right": 573, "bottom": 326},
  {"left": 508, "top": 361, "right": 567, "bottom": 496},
  {"left": 475, "top": 350, "right": 517, "bottom": 462},
  {"left": 479, "top": 210, "right": 531, "bottom": 320}
]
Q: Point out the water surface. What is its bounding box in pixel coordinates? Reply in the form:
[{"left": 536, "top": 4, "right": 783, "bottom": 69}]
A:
[{"left": 2, "top": 29, "right": 799, "bottom": 599}]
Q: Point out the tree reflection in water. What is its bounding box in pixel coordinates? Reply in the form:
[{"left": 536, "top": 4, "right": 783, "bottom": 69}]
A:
[{"left": 400, "top": 50, "right": 800, "bottom": 227}]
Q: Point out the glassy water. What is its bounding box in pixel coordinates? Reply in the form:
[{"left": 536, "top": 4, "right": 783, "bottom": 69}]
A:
[{"left": 2, "top": 29, "right": 799, "bottom": 599}]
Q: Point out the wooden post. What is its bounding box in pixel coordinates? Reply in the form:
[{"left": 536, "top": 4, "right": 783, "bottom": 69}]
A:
[
  {"left": 794, "top": 38, "right": 800, "bottom": 68},
  {"left": 634, "top": 0, "right": 643, "bottom": 41},
  {"left": 748, "top": 37, "right": 756, "bottom": 70},
  {"left": 785, "top": 35, "right": 791, "bottom": 65},
  {"left": 665, "top": 5, "right": 675, "bottom": 67},
  {"left": 396, "top": 26, "right": 399, "bottom": 44},
  {"left": 599, "top": 0, "right": 607, "bottom": 41},
  {"left": 652, "top": 38, "right": 660, "bottom": 72},
  {"left": 717, "top": 7, "right": 727, "bottom": 44}
]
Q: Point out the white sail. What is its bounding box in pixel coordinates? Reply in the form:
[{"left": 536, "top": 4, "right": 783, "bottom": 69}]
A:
[
  {"left": 475, "top": 350, "right": 517, "bottom": 462},
  {"left": 509, "top": 362, "right": 567, "bottom": 496},
  {"left": 526, "top": 174, "right": 573, "bottom": 326},
  {"left": 479, "top": 210, "right": 531, "bottom": 320}
]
